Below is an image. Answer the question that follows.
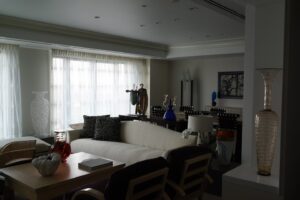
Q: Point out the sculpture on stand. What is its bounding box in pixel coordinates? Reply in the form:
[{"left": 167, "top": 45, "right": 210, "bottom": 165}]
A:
[
  {"left": 126, "top": 83, "right": 148, "bottom": 116},
  {"left": 136, "top": 83, "right": 148, "bottom": 115}
]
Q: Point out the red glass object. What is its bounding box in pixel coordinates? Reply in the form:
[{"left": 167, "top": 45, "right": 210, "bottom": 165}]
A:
[
  {"left": 216, "top": 129, "right": 235, "bottom": 141},
  {"left": 52, "top": 130, "right": 71, "bottom": 162}
]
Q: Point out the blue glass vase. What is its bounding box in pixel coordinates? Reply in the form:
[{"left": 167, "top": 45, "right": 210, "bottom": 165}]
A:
[
  {"left": 163, "top": 101, "right": 176, "bottom": 121},
  {"left": 212, "top": 91, "right": 217, "bottom": 106}
]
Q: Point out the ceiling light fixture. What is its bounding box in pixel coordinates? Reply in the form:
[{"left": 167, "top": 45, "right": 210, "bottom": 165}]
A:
[
  {"left": 141, "top": 4, "right": 147, "bottom": 8},
  {"left": 94, "top": 16, "right": 100, "bottom": 19}
]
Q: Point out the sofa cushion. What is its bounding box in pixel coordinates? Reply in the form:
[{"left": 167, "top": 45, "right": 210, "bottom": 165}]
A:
[
  {"left": 71, "top": 139, "right": 165, "bottom": 165},
  {"left": 81, "top": 115, "right": 110, "bottom": 138},
  {"left": 94, "top": 117, "right": 120, "bottom": 141}
]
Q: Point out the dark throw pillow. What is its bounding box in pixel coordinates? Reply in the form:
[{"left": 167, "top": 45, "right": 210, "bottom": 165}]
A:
[
  {"left": 80, "top": 115, "right": 110, "bottom": 138},
  {"left": 94, "top": 117, "right": 121, "bottom": 141}
]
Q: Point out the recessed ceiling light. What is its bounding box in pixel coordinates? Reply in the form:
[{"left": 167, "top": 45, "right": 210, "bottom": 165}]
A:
[
  {"left": 94, "top": 16, "right": 100, "bottom": 19},
  {"left": 173, "top": 18, "right": 180, "bottom": 22},
  {"left": 155, "top": 21, "right": 160, "bottom": 25},
  {"left": 140, "top": 24, "right": 145, "bottom": 27},
  {"left": 141, "top": 4, "right": 147, "bottom": 8}
]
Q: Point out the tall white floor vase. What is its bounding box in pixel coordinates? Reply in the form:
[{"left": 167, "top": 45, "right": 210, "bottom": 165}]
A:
[{"left": 31, "top": 91, "right": 49, "bottom": 138}]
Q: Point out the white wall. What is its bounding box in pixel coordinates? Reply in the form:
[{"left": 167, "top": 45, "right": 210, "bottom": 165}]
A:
[
  {"left": 242, "top": 1, "right": 284, "bottom": 177},
  {"left": 224, "top": 2, "right": 285, "bottom": 199},
  {"left": 168, "top": 54, "right": 244, "bottom": 111},
  {"left": 19, "top": 47, "right": 50, "bottom": 136}
]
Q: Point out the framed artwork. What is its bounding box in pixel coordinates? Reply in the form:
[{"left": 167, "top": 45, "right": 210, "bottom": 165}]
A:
[{"left": 218, "top": 71, "right": 244, "bottom": 99}]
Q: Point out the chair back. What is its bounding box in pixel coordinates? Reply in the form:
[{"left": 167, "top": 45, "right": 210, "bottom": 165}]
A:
[
  {"left": 178, "top": 154, "right": 211, "bottom": 193},
  {"left": 105, "top": 157, "right": 169, "bottom": 200},
  {"left": 166, "top": 146, "right": 212, "bottom": 199},
  {"left": 0, "top": 140, "right": 36, "bottom": 168},
  {"left": 125, "top": 167, "right": 168, "bottom": 200}
]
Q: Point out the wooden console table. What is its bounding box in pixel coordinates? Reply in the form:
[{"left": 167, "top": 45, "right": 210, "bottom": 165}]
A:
[{"left": 0, "top": 152, "right": 124, "bottom": 200}]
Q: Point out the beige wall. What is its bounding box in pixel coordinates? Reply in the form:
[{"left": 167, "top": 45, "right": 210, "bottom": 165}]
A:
[
  {"left": 149, "top": 59, "right": 170, "bottom": 107},
  {"left": 19, "top": 47, "right": 50, "bottom": 136},
  {"left": 168, "top": 54, "right": 244, "bottom": 111}
]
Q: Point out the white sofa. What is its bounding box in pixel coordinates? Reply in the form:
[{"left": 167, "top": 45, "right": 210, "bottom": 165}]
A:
[{"left": 67, "top": 120, "right": 197, "bottom": 165}]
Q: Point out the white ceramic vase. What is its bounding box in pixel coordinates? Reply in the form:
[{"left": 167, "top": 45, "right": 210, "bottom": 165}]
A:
[{"left": 31, "top": 91, "right": 49, "bottom": 138}]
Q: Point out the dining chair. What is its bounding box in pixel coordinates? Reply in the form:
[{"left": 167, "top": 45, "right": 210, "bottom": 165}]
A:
[
  {"left": 72, "top": 157, "right": 170, "bottom": 200},
  {"left": 165, "top": 145, "right": 213, "bottom": 200}
]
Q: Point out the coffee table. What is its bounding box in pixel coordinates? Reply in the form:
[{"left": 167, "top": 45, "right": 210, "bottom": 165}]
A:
[{"left": 0, "top": 152, "right": 125, "bottom": 200}]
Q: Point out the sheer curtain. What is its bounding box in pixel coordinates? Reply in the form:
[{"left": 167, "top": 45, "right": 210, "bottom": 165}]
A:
[
  {"left": 0, "top": 44, "right": 22, "bottom": 139},
  {"left": 50, "top": 49, "right": 148, "bottom": 132}
]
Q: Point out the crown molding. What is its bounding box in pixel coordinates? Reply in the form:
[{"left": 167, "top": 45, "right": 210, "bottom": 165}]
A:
[
  {"left": 167, "top": 38, "right": 245, "bottom": 59},
  {"left": 0, "top": 15, "right": 168, "bottom": 57}
]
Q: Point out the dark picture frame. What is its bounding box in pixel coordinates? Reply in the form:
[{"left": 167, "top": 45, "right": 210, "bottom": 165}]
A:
[{"left": 218, "top": 71, "right": 244, "bottom": 99}]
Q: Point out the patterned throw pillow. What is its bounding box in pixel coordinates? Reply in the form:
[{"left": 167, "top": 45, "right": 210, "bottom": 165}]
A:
[
  {"left": 80, "top": 115, "right": 110, "bottom": 138},
  {"left": 94, "top": 117, "right": 121, "bottom": 141}
]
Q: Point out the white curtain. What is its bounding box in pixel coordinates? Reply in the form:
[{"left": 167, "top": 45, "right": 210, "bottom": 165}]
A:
[
  {"left": 0, "top": 44, "right": 22, "bottom": 139},
  {"left": 50, "top": 49, "right": 148, "bottom": 132}
]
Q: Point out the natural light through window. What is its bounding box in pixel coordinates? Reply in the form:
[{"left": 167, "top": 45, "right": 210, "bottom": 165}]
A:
[{"left": 50, "top": 50, "right": 148, "bottom": 132}]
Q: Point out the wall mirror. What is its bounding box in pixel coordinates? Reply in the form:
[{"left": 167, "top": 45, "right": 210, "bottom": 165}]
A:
[{"left": 180, "top": 80, "right": 193, "bottom": 107}]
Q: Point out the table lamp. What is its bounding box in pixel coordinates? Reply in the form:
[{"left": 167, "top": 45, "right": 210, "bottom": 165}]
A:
[{"left": 188, "top": 115, "right": 214, "bottom": 144}]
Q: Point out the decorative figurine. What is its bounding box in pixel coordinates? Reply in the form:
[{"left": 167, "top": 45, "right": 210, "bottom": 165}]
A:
[
  {"left": 126, "top": 83, "right": 148, "bottom": 115},
  {"left": 136, "top": 83, "right": 148, "bottom": 115}
]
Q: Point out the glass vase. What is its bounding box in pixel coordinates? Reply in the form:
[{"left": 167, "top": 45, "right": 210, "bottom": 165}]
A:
[
  {"left": 163, "top": 100, "right": 176, "bottom": 121},
  {"left": 255, "top": 68, "right": 280, "bottom": 176},
  {"left": 52, "top": 131, "right": 71, "bottom": 162}
]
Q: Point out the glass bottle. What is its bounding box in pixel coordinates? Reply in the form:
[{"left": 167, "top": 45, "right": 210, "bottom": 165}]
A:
[{"left": 52, "top": 130, "right": 71, "bottom": 162}]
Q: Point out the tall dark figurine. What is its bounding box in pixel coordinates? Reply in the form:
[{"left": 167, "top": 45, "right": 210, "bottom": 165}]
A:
[{"left": 136, "top": 83, "right": 148, "bottom": 115}]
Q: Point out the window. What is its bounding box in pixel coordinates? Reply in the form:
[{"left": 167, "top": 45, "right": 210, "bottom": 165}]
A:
[
  {"left": 50, "top": 49, "right": 148, "bottom": 132},
  {"left": 0, "top": 44, "right": 22, "bottom": 139}
]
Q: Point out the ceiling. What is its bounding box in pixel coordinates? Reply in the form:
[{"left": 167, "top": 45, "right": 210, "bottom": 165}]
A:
[
  {"left": 0, "top": 0, "right": 282, "bottom": 48},
  {"left": 0, "top": 0, "right": 248, "bottom": 46}
]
